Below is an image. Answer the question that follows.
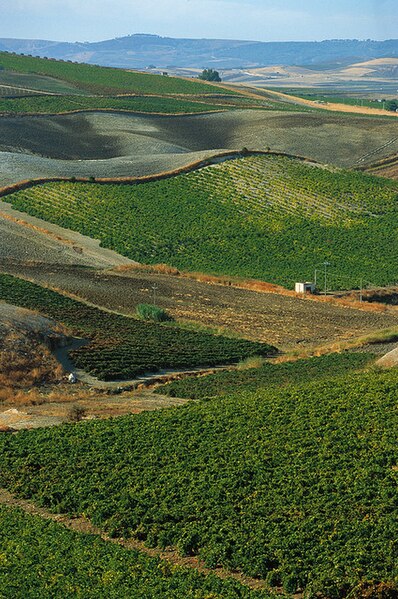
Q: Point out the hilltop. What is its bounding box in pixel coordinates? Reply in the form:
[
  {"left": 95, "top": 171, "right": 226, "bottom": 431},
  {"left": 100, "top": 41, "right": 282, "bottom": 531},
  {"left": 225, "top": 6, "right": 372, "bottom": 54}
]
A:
[{"left": 1, "top": 35, "right": 398, "bottom": 69}]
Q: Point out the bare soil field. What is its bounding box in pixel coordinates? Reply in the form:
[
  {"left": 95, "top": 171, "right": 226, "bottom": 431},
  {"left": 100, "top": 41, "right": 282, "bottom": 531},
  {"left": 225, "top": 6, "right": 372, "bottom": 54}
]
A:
[
  {"left": 2, "top": 262, "right": 397, "bottom": 350},
  {"left": 0, "top": 200, "right": 136, "bottom": 268},
  {"left": 1, "top": 109, "right": 398, "bottom": 185}
]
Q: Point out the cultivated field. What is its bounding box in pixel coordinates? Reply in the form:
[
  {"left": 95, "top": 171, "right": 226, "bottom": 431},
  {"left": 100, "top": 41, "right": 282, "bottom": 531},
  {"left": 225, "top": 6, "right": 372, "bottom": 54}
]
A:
[
  {"left": 2, "top": 263, "right": 397, "bottom": 350},
  {"left": 1, "top": 369, "right": 398, "bottom": 596},
  {"left": 1, "top": 108, "right": 398, "bottom": 186},
  {"left": 365, "top": 154, "right": 398, "bottom": 180},
  {"left": 4, "top": 154, "right": 397, "bottom": 289},
  {"left": 0, "top": 51, "right": 237, "bottom": 96},
  {"left": 0, "top": 274, "right": 276, "bottom": 380}
]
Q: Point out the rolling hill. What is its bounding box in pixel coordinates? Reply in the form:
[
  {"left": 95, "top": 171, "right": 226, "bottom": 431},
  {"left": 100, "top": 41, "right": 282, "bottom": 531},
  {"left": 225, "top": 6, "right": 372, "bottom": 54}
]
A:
[{"left": 3, "top": 153, "right": 398, "bottom": 289}]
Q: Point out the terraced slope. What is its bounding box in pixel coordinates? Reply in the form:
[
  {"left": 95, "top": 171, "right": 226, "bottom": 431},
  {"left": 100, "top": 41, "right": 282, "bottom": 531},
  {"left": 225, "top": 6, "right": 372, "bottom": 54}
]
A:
[
  {"left": 5, "top": 154, "right": 398, "bottom": 289},
  {"left": 1, "top": 369, "right": 398, "bottom": 596}
]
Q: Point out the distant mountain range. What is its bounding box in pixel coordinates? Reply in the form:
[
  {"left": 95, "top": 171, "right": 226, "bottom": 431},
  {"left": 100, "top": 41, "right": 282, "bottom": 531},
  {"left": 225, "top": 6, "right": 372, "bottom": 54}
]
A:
[{"left": 1, "top": 35, "right": 398, "bottom": 70}]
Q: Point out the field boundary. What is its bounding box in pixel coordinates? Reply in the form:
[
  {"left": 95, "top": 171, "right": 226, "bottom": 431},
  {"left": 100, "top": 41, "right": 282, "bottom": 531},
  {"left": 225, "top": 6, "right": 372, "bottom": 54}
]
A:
[
  {"left": 0, "top": 149, "right": 319, "bottom": 198},
  {"left": 359, "top": 152, "right": 398, "bottom": 171}
]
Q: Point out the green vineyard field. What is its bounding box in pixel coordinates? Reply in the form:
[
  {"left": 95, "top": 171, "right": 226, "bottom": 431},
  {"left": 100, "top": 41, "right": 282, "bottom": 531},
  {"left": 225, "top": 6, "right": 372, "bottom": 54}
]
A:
[
  {"left": 156, "top": 352, "right": 375, "bottom": 399},
  {"left": 0, "top": 507, "right": 269, "bottom": 599},
  {"left": 0, "top": 94, "right": 233, "bottom": 115},
  {"left": 1, "top": 370, "right": 397, "bottom": 596},
  {"left": 0, "top": 52, "right": 237, "bottom": 96},
  {"left": 0, "top": 275, "right": 276, "bottom": 380},
  {"left": 5, "top": 154, "right": 398, "bottom": 289}
]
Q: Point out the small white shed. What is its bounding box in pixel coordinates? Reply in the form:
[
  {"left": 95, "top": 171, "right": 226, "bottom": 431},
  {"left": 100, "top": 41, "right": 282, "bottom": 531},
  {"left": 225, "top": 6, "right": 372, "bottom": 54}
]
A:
[{"left": 295, "top": 281, "right": 316, "bottom": 294}]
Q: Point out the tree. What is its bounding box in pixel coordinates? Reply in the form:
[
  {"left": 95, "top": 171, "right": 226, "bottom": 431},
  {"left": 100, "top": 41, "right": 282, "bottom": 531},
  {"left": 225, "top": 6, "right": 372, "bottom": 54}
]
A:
[
  {"left": 386, "top": 99, "right": 398, "bottom": 112},
  {"left": 198, "top": 68, "right": 221, "bottom": 82}
]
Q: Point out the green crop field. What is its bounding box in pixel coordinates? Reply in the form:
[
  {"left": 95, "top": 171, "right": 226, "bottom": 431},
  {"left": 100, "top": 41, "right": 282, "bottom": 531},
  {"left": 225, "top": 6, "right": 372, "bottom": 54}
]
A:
[
  {"left": 0, "top": 507, "right": 269, "bottom": 599},
  {"left": 0, "top": 52, "right": 237, "bottom": 97},
  {"left": 0, "top": 274, "right": 276, "bottom": 380},
  {"left": 0, "top": 94, "right": 232, "bottom": 115},
  {"left": 156, "top": 352, "right": 375, "bottom": 399},
  {"left": 6, "top": 154, "right": 398, "bottom": 289},
  {"left": 1, "top": 369, "right": 398, "bottom": 596}
]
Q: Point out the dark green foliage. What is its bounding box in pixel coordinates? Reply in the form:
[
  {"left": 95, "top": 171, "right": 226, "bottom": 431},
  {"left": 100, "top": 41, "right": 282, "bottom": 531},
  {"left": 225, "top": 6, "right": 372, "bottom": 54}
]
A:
[
  {"left": 386, "top": 100, "right": 398, "bottom": 112},
  {"left": 155, "top": 352, "right": 375, "bottom": 399},
  {"left": 0, "top": 507, "right": 268, "bottom": 598},
  {"left": 0, "top": 275, "right": 276, "bottom": 381},
  {"left": 6, "top": 155, "right": 398, "bottom": 289},
  {"left": 1, "top": 370, "right": 398, "bottom": 596},
  {"left": 199, "top": 69, "right": 222, "bottom": 82},
  {"left": 136, "top": 303, "right": 173, "bottom": 322}
]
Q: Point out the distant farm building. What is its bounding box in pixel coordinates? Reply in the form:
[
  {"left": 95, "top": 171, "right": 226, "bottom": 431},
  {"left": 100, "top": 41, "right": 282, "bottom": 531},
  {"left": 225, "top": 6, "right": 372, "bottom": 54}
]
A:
[{"left": 295, "top": 282, "right": 316, "bottom": 294}]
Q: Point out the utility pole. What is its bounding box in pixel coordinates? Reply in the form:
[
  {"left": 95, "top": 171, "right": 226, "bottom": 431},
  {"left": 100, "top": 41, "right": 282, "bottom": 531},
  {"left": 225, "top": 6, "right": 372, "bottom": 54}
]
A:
[
  {"left": 359, "top": 279, "right": 363, "bottom": 303},
  {"left": 314, "top": 268, "right": 317, "bottom": 288},
  {"left": 151, "top": 283, "right": 158, "bottom": 305},
  {"left": 323, "top": 261, "right": 330, "bottom": 296}
]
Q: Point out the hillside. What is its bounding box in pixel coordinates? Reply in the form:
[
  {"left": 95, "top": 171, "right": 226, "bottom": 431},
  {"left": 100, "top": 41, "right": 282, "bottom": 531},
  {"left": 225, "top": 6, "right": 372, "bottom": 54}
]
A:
[
  {"left": 1, "top": 368, "right": 398, "bottom": 596},
  {"left": 221, "top": 58, "right": 398, "bottom": 94},
  {"left": 1, "top": 35, "right": 398, "bottom": 69},
  {"left": 0, "top": 274, "right": 276, "bottom": 381},
  {"left": 0, "top": 51, "right": 236, "bottom": 96},
  {"left": 3, "top": 154, "right": 398, "bottom": 289},
  {"left": 0, "top": 505, "right": 266, "bottom": 598}
]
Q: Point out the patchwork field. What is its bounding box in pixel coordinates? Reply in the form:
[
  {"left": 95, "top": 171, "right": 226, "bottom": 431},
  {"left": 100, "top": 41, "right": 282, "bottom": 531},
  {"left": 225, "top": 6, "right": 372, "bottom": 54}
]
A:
[
  {"left": 2, "top": 262, "right": 398, "bottom": 350},
  {"left": 2, "top": 50, "right": 398, "bottom": 599},
  {"left": 4, "top": 154, "right": 397, "bottom": 289}
]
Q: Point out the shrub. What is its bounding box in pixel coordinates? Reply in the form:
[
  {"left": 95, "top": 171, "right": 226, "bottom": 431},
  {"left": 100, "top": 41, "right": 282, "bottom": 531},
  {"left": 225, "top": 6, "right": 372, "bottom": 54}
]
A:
[
  {"left": 136, "top": 303, "right": 173, "bottom": 322},
  {"left": 67, "top": 405, "right": 86, "bottom": 422}
]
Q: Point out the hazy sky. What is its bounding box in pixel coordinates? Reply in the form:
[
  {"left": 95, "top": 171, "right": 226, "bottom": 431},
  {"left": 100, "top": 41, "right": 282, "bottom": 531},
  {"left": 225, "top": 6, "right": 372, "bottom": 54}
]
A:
[{"left": 3, "top": 0, "right": 397, "bottom": 42}]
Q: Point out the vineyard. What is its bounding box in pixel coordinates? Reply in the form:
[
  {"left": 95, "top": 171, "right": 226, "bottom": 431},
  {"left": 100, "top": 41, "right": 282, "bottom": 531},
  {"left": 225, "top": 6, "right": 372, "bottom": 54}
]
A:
[
  {"left": 0, "top": 275, "right": 276, "bottom": 380},
  {"left": 1, "top": 369, "right": 398, "bottom": 596},
  {"left": 0, "top": 507, "right": 269, "bottom": 599},
  {"left": 156, "top": 352, "right": 375, "bottom": 399},
  {"left": 0, "top": 93, "right": 297, "bottom": 115},
  {"left": 0, "top": 52, "right": 237, "bottom": 96},
  {"left": 0, "top": 94, "right": 234, "bottom": 115},
  {"left": 5, "top": 154, "right": 398, "bottom": 289}
]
